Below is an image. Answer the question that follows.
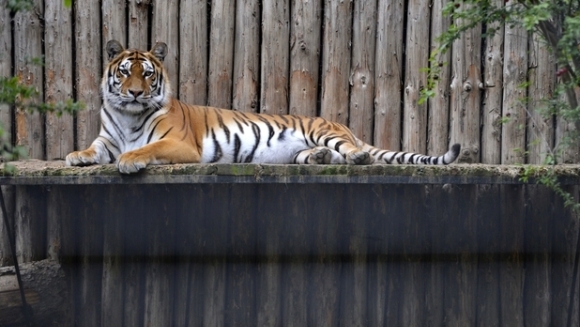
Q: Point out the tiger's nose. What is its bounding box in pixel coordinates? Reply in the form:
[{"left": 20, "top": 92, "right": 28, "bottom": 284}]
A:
[{"left": 128, "top": 89, "right": 143, "bottom": 98}]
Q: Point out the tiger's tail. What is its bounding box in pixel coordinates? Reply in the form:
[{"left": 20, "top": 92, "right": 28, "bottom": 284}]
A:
[{"left": 360, "top": 143, "right": 461, "bottom": 165}]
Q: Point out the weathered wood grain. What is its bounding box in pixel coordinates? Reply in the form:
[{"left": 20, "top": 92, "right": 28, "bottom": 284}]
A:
[
  {"left": 374, "top": 0, "right": 403, "bottom": 150},
  {"left": 403, "top": 0, "right": 429, "bottom": 154},
  {"left": 180, "top": 0, "right": 209, "bottom": 105},
  {"left": 151, "top": 0, "right": 179, "bottom": 96},
  {"left": 0, "top": 1, "right": 12, "bottom": 147},
  {"left": 76, "top": 186, "right": 104, "bottom": 327},
  {"left": 44, "top": 0, "right": 74, "bottom": 160},
  {"left": 143, "top": 187, "right": 176, "bottom": 327},
  {"left": 261, "top": 1, "right": 290, "bottom": 115},
  {"left": 289, "top": 0, "right": 321, "bottom": 117},
  {"left": 13, "top": 0, "right": 44, "bottom": 159},
  {"left": 207, "top": 0, "right": 235, "bottom": 109},
  {"left": 100, "top": 185, "right": 125, "bottom": 327},
  {"left": 348, "top": 0, "right": 376, "bottom": 144},
  {"left": 501, "top": 5, "right": 528, "bottom": 164},
  {"left": 523, "top": 185, "right": 552, "bottom": 327},
  {"left": 102, "top": 0, "right": 127, "bottom": 61},
  {"left": 527, "top": 33, "right": 556, "bottom": 164},
  {"left": 475, "top": 184, "right": 500, "bottom": 327},
  {"left": 15, "top": 186, "right": 46, "bottom": 263},
  {"left": 499, "top": 185, "right": 524, "bottom": 327},
  {"left": 127, "top": 0, "right": 150, "bottom": 50},
  {"left": 339, "top": 185, "right": 368, "bottom": 327},
  {"left": 427, "top": 0, "right": 451, "bottom": 157},
  {"left": 75, "top": 0, "right": 102, "bottom": 150},
  {"left": 232, "top": 0, "right": 260, "bottom": 112},
  {"left": 0, "top": 186, "right": 15, "bottom": 267},
  {"left": 319, "top": 0, "right": 352, "bottom": 125},
  {"left": 481, "top": 0, "right": 504, "bottom": 164},
  {"left": 449, "top": 5, "right": 482, "bottom": 163}
]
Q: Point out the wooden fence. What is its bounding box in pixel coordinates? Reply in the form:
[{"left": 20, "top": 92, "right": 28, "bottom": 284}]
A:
[
  {"left": 1, "top": 0, "right": 579, "bottom": 165},
  {"left": 0, "top": 163, "right": 579, "bottom": 326}
]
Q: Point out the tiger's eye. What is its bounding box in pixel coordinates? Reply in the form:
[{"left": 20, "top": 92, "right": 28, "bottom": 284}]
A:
[
  {"left": 119, "top": 68, "right": 129, "bottom": 75},
  {"left": 144, "top": 71, "right": 153, "bottom": 77}
]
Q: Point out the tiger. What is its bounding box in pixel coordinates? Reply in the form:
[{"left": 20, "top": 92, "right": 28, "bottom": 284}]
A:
[{"left": 65, "top": 40, "right": 461, "bottom": 174}]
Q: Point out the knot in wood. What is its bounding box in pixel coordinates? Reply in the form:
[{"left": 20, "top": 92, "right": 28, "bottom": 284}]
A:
[{"left": 463, "top": 82, "right": 472, "bottom": 92}]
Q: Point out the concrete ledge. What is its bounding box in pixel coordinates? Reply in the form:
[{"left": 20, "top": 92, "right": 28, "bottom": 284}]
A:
[{"left": 1, "top": 160, "right": 580, "bottom": 185}]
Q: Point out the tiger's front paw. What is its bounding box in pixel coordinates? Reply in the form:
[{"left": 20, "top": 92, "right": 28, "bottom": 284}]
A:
[
  {"left": 66, "top": 149, "right": 99, "bottom": 167},
  {"left": 116, "top": 152, "right": 150, "bottom": 174},
  {"left": 345, "top": 150, "right": 374, "bottom": 165}
]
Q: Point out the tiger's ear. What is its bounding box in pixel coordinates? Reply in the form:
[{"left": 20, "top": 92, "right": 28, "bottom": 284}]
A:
[
  {"left": 106, "top": 40, "right": 125, "bottom": 61},
  {"left": 150, "top": 42, "right": 168, "bottom": 62}
]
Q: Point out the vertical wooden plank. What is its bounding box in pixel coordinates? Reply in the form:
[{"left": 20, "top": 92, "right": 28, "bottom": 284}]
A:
[
  {"left": 523, "top": 185, "right": 552, "bottom": 327},
  {"left": 403, "top": 0, "right": 429, "bottom": 153},
  {"left": 127, "top": 0, "right": 150, "bottom": 50},
  {"left": 77, "top": 186, "right": 104, "bottom": 327},
  {"left": 555, "top": 98, "right": 580, "bottom": 163},
  {"left": 424, "top": 185, "right": 445, "bottom": 327},
  {"left": 200, "top": 184, "right": 228, "bottom": 327},
  {"left": 143, "top": 186, "right": 176, "bottom": 327},
  {"left": 46, "top": 187, "right": 71, "bottom": 262},
  {"left": 319, "top": 0, "right": 352, "bottom": 125},
  {"left": 207, "top": 0, "right": 235, "bottom": 109},
  {"left": 449, "top": 3, "right": 482, "bottom": 163},
  {"left": 75, "top": 0, "right": 102, "bottom": 150},
  {"left": 14, "top": 0, "right": 44, "bottom": 159},
  {"left": 15, "top": 186, "right": 46, "bottom": 263},
  {"left": 374, "top": 0, "right": 403, "bottom": 149},
  {"left": 442, "top": 185, "right": 478, "bottom": 326},
  {"left": 348, "top": 0, "right": 376, "bottom": 143},
  {"left": 232, "top": 0, "right": 260, "bottom": 113},
  {"left": 308, "top": 184, "right": 341, "bottom": 327},
  {"left": 481, "top": 0, "right": 504, "bottom": 164},
  {"left": 499, "top": 185, "right": 524, "bottom": 327},
  {"left": 338, "top": 185, "right": 368, "bottom": 327},
  {"left": 427, "top": 0, "right": 451, "bottom": 157},
  {"left": 0, "top": 4, "right": 14, "bottom": 267},
  {"left": 101, "top": 185, "right": 125, "bottom": 327},
  {"left": 550, "top": 185, "right": 580, "bottom": 327},
  {"left": 102, "top": 0, "right": 127, "bottom": 61},
  {"left": 501, "top": 3, "right": 528, "bottom": 164},
  {"left": 399, "top": 185, "right": 427, "bottom": 327},
  {"left": 281, "top": 185, "right": 309, "bottom": 327},
  {"left": 225, "top": 184, "right": 256, "bottom": 326},
  {"left": 179, "top": 0, "right": 208, "bottom": 105},
  {"left": 261, "top": 1, "right": 290, "bottom": 115},
  {"left": 366, "top": 185, "right": 389, "bottom": 326},
  {"left": 288, "top": 0, "right": 321, "bottom": 117},
  {"left": 475, "top": 184, "right": 500, "bottom": 327},
  {"left": 256, "top": 184, "right": 282, "bottom": 327},
  {"left": 123, "top": 186, "right": 146, "bottom": 327},
  {"left": 45, "top": 0, "right": 74, "bottom": 160},
  {"left": 0, "top": 186, "right": 15, "bottom": 266},
  {"left": 151, "top": 0, "right": 179, "bottom": 96},
  {"left": 0, "top": 0, "right": 12, "bottom": 152}
]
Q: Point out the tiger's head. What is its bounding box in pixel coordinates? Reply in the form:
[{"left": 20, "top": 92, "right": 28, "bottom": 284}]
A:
[{"left": 102, "top": 40, "right": 170, "bottom": 114}]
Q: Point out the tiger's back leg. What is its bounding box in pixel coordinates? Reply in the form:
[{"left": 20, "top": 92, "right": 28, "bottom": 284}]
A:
[{"left": 293, "top": 146, "right": 345, "bottom": 164}]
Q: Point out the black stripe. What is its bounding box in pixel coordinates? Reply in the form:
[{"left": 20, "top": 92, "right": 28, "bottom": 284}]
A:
[
  {"left": 334, "top": 141, "right": 345, "bottom": 152},
  {"left": 278, "top": 127, "right": 287, "bottom": 141},
  {"left": 309, "top": 131, "right": 317, "bottom": 146},
  {"left": 158, "top": 126, "right": 174, "bottom": 140},
  {"left": 377, "top": 151, "right": 387, "bottom": 161},
  {"left": 146, "top": 118, "right": 164, "bottom": 143},
  {"left": 233, "top": 134, "right": 241, "bottom": 163},
  {"left": 106, "top": 146, "right": 116, "bottom": 163},
  {"left": 257, "top": 116, "right": 275, "bottom": 146},
  {"left": 409, "top": 154, "right": 417, "bottom": 163},
  {"left": 99, "top": 127, "right": 121, "bottom": 153},
  {"left": 217, "top": 113, "right": 231, "bottom": 144},
  {"left": 244, "top": 122, "right": 261, "bottom": 163},
  {"left": 103, "top": 108, "right": 126, "bottom": 142},
  {"left": 210, "top": 129, "right": 223, "bottom": 163},
  {"left": 133, "top": 109, "right": 157, "bottom": 134},
  {"left": 324, "top": 135, "right": 338, "bottom": 147}
]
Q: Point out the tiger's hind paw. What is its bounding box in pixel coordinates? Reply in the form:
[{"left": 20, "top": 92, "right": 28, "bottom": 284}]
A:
[
  {"left": 345, "top": 150, "right": 374, "bottom": 165},
  {"left": 307, "top": 147, "right": 332, "bottom": 164}
]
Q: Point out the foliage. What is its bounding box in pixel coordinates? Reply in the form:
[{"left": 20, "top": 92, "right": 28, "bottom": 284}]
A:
[
  {"left": 0, "top": 0, "right": 82, "bottom": 168},
  {"left": 421, "top": 0, "right": 580, "bottom": 213}
]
